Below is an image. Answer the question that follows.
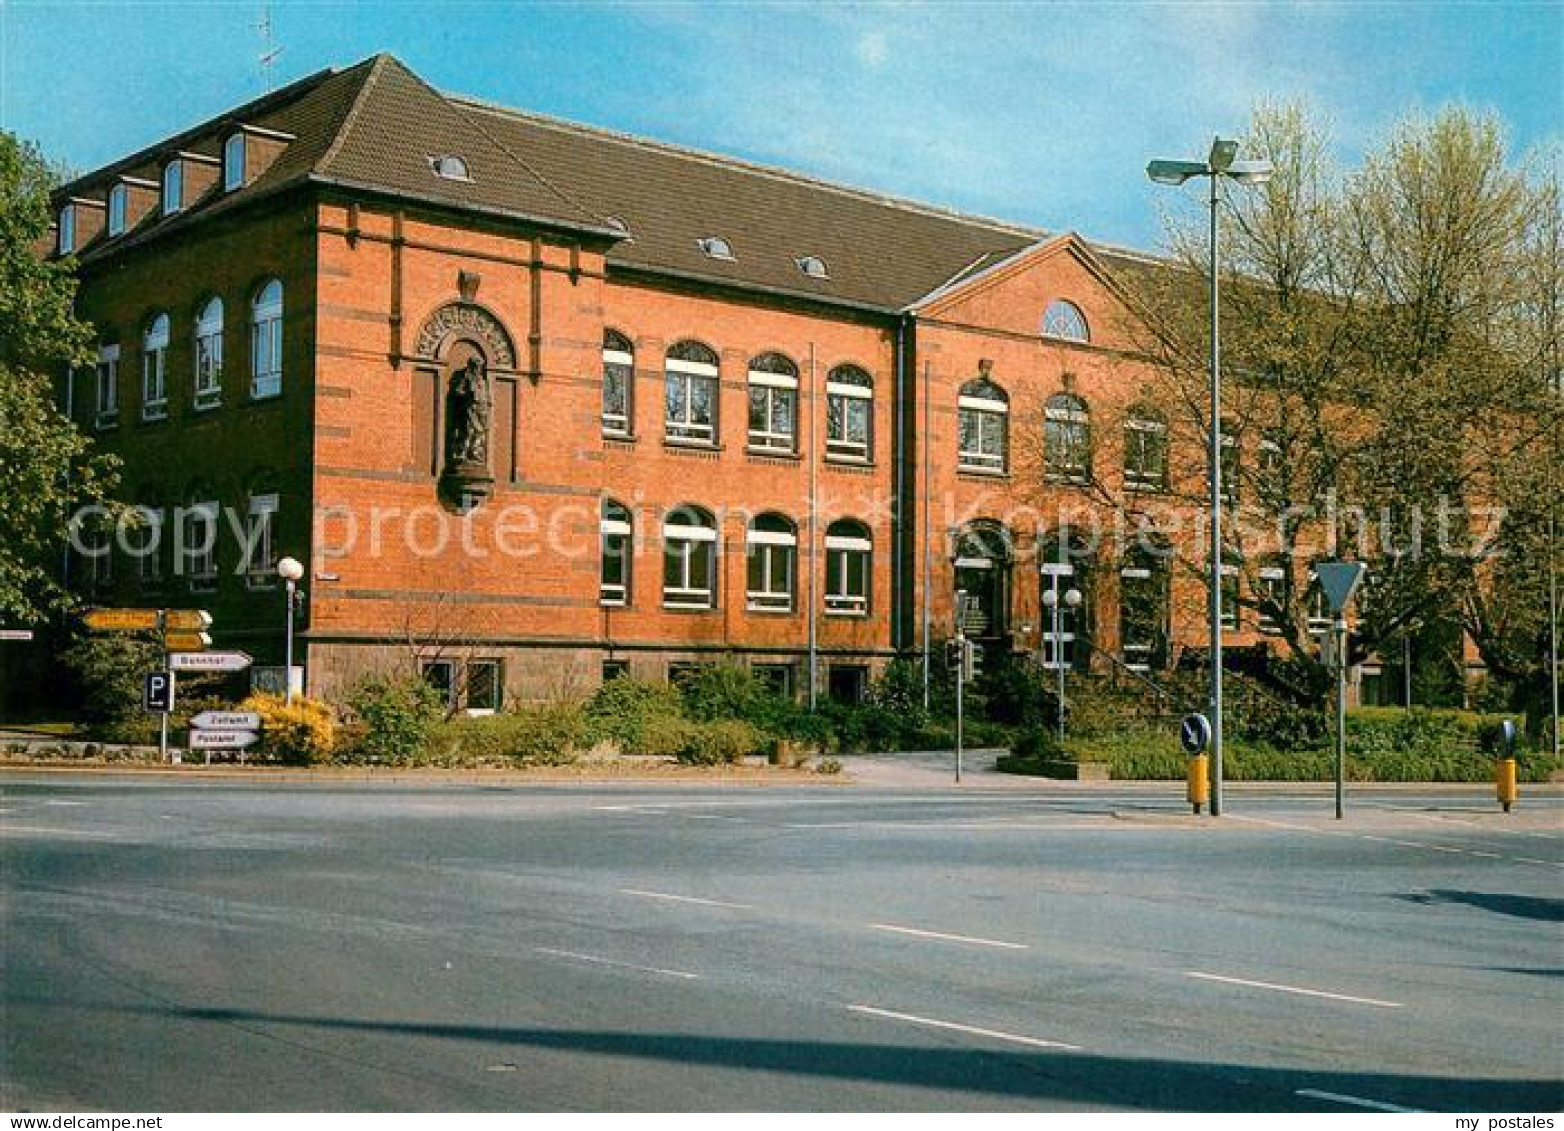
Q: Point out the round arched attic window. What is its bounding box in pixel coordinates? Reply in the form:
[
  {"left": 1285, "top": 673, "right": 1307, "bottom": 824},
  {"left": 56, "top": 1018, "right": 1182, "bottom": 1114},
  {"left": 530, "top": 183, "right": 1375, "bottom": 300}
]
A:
[{"left": 429, "top": 154, "right": 472, "bottom": 182}]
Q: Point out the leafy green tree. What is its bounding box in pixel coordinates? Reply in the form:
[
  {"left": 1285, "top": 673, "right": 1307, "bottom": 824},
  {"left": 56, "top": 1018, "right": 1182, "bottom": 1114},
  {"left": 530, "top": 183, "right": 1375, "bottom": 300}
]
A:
[{"left": 0, "top": 131, "right": 119, "bottom": 625}]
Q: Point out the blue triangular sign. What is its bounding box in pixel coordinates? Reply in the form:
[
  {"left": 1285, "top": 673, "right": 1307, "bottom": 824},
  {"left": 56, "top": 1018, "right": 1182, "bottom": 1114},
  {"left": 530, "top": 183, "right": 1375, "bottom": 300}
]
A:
[{"left": 1315, "top": 561, "right": 1366, "bottom": 614}]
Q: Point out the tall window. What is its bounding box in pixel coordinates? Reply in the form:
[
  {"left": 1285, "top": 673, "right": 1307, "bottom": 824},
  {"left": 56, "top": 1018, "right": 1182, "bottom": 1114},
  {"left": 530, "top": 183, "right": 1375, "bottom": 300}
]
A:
[
  {"left": 1119, "top": 543, "right": 1170, "bottom": 672},
  {"left": 95, "top": 343, "right": 120, "bottom": 428},
  {"left": 80, "top": 522, "right": 112, "bottom": 597},
  {"left": 142, "top": 313, "right": 169, "bottom": 420},
  {"left": 134, "top": 505, "right": 164, "bottom": 591},
  {"left": 746, "top": 512, "right": 796, "bottom": 612},
  {"left": 600, "top": 498, "right": 632, "bottom": 606},
  {"left": 1219, "top": 421, "right": 1240, "bottom": 504},
  {"left": 1044, "top": 393, "right": 1091, "bottom": 483},
  {"left": 958, "top": 376, "right": 1008, "bottom": 473},
  {"left": 826, "top": 365, "right": 873, "bottom": 461},
  {"left": 1258, "top": 432, "right": 1284, "bottom": 501},
  {"left": 601, "top": 330, "right": 634, "bottom": 437},
  {"left": 57, "top": 205, "right": 75, "bottom": 254},
  {"left": 664, "top": 341, "right": 719, "bottom": 445},
  {"left": 747, "top": 352, "right": 798, "bottom": 453},
  {"left": 107, "top": 184, "right": 127, "bottom": 237},
  {"left": 662, "top": 505, "right": 717, "bottom": 609},
  {"left": 1124, "top": 407, "right": 1168, "bottom": 491},
  {"left": 953, "top": 523, "right": 1012, "bottom": 638},
  {"left": 824, "top": 518, "right": 871, "bottom": 615},
  {"left": 244, "top": 494, "right": 278, "bottom": 587},
  {"left": 1218, "top": 556, "right": 1240, "bottom": 632},
  {"left": 182, "top": 501, "right": 218, "bottom": 592},
  {"left": 1043, "top": 299, "right": 1090, "bottom": 343},
  {"left": 1258, "top": 557, "right": 1287, "bottom": 634},
  {"left": 161, "top": 161, "right": 182, "bottom": 217},
  {"left": 251, "top": 279, "right": 283, "bottom": 398},
  {"left": 223, "top": 134, "right": 246, "bottom": 192},
  {"left": 194, "top": 297, "right": 224, "bottom": 409}
]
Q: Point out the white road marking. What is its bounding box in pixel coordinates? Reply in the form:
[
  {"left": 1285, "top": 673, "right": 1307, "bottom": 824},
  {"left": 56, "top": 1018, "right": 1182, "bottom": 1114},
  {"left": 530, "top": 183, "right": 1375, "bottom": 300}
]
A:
[
  {"left": 1295, "top": 1088, "right": 1425, "bottom": 1112},
  {"left": 0, "top": 825, "right": 117, "bottom": 839},
  {"left": 847, "top": 1004, "right": 1080, "bottom": 1051},
  {"left": 784, "top": 820, "right": 1116, "bottom": 830},
  {"left": 533, "top": 946, "right": 699, "bottom": 980},
  {"left": 684, "top": 813, "right": 750, "bottom": 823},
  {"left": 1230, "top": 814, "right": 1563, "bottom": 868},
  {"left": 43, "top": 800, "right": 86, "bottom": 807},
  {"left": 1184, "top": 970, "right": 1402, "bottom": 1009},
  {"left": 870, "top": 923, "right": 1028, "bottom": 950},
  {"left": 618, "top": 888, "right": 753, "bottom": 910}
]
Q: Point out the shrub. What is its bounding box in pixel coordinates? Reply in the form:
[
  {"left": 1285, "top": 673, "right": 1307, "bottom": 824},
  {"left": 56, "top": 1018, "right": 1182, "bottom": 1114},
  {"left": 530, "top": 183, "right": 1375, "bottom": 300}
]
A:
[
  {"left": 423, "top": 702, "right": 585, "bottom": 766},
  {"left": 584, "top": 677, "right": 684, "bottom": 751},
  {"left": 61, "top": 632, "right": 164, "bottom": 726},
  {"left": 343, "top": 675, "right": 443, "bottom": 765},
  {"left": 679, "top": 664, "right": 773, "bottom": 722},
  {"left": 866, "top": 658, "right": 929, "bottom": 732},
  {"left": 678, "top": 719, "right": 764, "bottom": 765},
  {"left": 815, "top": 757, "right": 843, "bottom": 775},
  {"left": 241, "top": 693, "right": 338, "bottom": 765}
]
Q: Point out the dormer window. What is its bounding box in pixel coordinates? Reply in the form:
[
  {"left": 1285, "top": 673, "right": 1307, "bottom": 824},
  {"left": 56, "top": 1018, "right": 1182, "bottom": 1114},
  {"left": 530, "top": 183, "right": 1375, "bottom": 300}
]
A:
[
  {"left": 161, "top": 161, "right": 182, "bottom": 217},
  {"left": 223, "top": 134, "right": 246, "bottom": 191},
  {"left": 796, "top": 255, "right": 829, "bottom": 279},
  {"left": 107, "top": 184, "right": 127, "bottom": 236},
  {"left": 697, "top": 236, "right": 735, "bottom": 261},
  {"left": 604, "top": 215, "right": 631, "bottom": 239},
  {"left": 57, "top": 205, "right": 75, "bottom": 254},
  {"left": 429, "top": 154, "right": 471, "bottom": 181}
]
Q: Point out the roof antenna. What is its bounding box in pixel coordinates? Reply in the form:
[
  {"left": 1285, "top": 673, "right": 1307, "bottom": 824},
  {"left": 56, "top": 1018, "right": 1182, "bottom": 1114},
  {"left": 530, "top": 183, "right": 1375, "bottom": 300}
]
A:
[{"left": 257, "top": 3, "right": 283, "bottom": 92}]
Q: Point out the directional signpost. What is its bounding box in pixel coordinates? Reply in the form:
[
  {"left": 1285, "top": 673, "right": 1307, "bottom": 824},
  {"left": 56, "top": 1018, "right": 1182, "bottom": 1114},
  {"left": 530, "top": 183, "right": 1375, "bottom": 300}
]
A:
[
  {"left": 1316, "top": 561, "right": 1367, "bottom": 820},
  {"left": 189, "top": 708, "right": 262, "bottom": 764},
  {"left": 84, "top": 607, "right": 163, "bottom": 633},
  {"left": 0, "top": 629, "right": 35, "bottom": 642},
  {"left": 164, "top": 631, "right": 214, "bottom": 653},
  {"left": 83, "top": 608, "right": 215, "bottom": 762},
  {"left": 170, "top": 651, "right": 252, "bottom": 673}
]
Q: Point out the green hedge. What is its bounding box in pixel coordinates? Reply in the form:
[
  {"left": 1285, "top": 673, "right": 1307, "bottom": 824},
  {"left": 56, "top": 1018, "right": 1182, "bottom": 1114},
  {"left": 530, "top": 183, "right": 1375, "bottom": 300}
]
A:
[{"left": 423, "top": 703, "right": 585, "bottom": 766}]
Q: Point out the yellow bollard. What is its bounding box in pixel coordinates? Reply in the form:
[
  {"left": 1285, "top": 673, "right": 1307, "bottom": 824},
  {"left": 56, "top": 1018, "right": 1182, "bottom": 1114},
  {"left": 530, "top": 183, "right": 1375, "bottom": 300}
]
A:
[
  {"left": 1497, "top": 757, "right": 1518, "bottom": 813},
  {"left": 1187, "top": 753, "right": 1210, "bottom": 815}
]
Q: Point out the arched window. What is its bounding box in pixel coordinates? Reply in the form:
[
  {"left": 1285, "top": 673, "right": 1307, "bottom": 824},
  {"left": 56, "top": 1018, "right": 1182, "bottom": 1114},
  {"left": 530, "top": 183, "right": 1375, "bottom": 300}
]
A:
[
  {"left": 250, "top": 279, "right": 283, "bottom": 398},
  {"left": 826, "top": 365, "right": 873, "bottom": 462},
  {"left": 958, "top": 376, "right": 1009, "bottom": 473},
  {"left": 747, "top": 352, "right": 798, "bottom": 453},
  {"left": 1120, "top": 539, "right": 1171, "bottom": 672},
  {"left": 600, "top": 498, "right": 633, "bottom": 606},
  {"left": 824, "top": 518, "right": 871, "bottom": 616},
  {"left": 1045, "top": 392, "right": 1091, "bottom": 483},
  {"left": 1124, "top": 406, "right": 1168, "bottom": 491},
  {"left": 193, "top": 297, "right": 224, "bottom": 409},
  {"left": 953, "top": 521, "right": 1013, "bottom": 638},
  {"left": 1043, "top": 299, "right": 1090, "bottom": 343},
  {"left": 665, "top": 341, "right": 719, "bottom": 445},
  {"left": 161, "top": 160, "right": 182, "bottom": 217},
  {"left": 1039, "top": 529, "right": 1093, "bottom": 672},
  {"left": 746, "top": 512, "right": 797, "bottom": 612},
  {"left": 141, "top": 313, "right": 170, "bottom": 420},
  {"left": 602, "top": 329, "right": 633, "bottom": 437},
  {"left": 662, "top": 504, "right": 717, "bottom": 609},
  {"left": 107, "top": 184, "right": 127, "bottom": 237},
  {"left": 223, "top": 134, "right": 246, "bottom": 192}
]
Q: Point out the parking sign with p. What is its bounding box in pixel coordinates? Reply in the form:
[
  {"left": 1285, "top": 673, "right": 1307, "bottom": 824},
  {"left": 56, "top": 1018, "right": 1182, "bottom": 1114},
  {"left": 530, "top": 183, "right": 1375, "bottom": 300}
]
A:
[{"left": 143, "top": 670, "right": 173, "bottom": 714}]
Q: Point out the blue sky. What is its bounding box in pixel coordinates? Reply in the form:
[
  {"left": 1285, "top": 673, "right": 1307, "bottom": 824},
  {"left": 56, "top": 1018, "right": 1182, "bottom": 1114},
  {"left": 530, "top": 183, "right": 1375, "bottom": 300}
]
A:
[{"left": 2, "top": 1, "right": 1558, "bottom": 251}]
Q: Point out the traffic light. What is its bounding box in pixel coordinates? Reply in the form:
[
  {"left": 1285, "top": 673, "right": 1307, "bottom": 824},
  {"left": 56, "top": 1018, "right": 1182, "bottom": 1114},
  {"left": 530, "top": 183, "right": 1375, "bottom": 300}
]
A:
[
  {"left": 945, "top": 639, "right": 965, "bottom": 673},
  {"left": 964, "top": 641, "right": 982, "bottom": 682}
]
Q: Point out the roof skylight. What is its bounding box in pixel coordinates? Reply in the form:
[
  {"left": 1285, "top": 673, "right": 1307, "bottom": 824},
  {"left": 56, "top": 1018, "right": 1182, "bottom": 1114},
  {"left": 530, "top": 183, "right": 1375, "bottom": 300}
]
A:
[
  {"left": 429, "top": 154, "right": 472, "bottom": 181},
  {"left": 796, "top": 255, "right": 829, "bottom": 279},
  {"left": 697, "top": 236, "right": 735, "bottom": 261}
]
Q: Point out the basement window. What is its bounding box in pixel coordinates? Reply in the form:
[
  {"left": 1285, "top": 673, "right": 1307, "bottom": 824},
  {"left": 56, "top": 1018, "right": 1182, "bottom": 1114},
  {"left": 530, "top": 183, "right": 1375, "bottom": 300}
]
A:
[
  {"left": 697, "top": 236, "right": 735, "bottom": 261},
  {"left": 429, "top": 154, "right": 472, "bottom": 182}
]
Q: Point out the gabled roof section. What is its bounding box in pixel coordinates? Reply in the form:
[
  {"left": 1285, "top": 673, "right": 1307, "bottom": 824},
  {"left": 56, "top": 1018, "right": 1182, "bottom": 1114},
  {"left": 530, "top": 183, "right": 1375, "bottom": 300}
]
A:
[
  {"left": 449, "top": 93, "right": 1039, "bottom": 311},
  {"left": 910, "top": 231, "right": 1140, "bottom": 319}
]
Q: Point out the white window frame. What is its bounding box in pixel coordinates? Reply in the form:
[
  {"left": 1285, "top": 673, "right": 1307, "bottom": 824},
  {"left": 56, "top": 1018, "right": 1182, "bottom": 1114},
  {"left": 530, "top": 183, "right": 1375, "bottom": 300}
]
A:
[
  {"left": 600, "top": 507, "right": 632, "bottom": 606},
  {"left": 251, "top": 280, "right": 283, "bottom": 399},
  {"left": 1219, "top": 560, "right": 1240, "bottom": 632},
  {"left": 958, "top": 391, "right": 1008, "bottom": 473},
  {"left": 422, "top": 660, "right": 457, "bottom": 712},
  {"left": 95, "top": 343, "right": 120, "bottom": 429},
  {"left": 465, "top": 659, "right": 503, "bottom": 716},
  {"left": 194, "top": 298, "right": 224, "bottom": 410},
  {"left": 107, "top": 184, "right": 127, "bottom": 237},
  {"left": 161, "top": 161, "right": 182, "bottom": 217},
  {"left": 223, "top": 133, "right": 246, "bottom": 192},
  {"left": 664, "top": 354, "right": 718, "bottom": 445},
  {"left": 662, "top": 515, "right": 718, "bottom": 610},
  {"left": 183, "top": 501, "right": 219, "bottom": 592},
  {"left": 1045, "top": 397, "right": 1091, "bottom": 483},
  {"left": 1124, "top": 414, "right": 1168, "bottom": 491},
  {"left": 1258, "top": 563, "right": 1286, "bottom": 634},
  {"left": 824, "top": 528, "right": 871, "bottom": 616},
  {"left": 747, "top": 365, "right": 798, "bottom": 453},
  {"left": 57, "top": 205, "right": 75, "bottom": 255},
  {"left": 142, "top": 315, "right": 169, "bottom": 420},
  {"left": 746, "top": 523, "right": 796, "bottom": 612},
  {"left": 244, "top": 494, "right": 278, "bottom": 588},
  {"left": 1219, "top": 426, "right": 1240, "bottom": 503},
  {"left": 826, "top": 371, "right": 873, "bottom": 462},
  {"left": 601, "top": 343, "right": 634, "bottom": 437}
]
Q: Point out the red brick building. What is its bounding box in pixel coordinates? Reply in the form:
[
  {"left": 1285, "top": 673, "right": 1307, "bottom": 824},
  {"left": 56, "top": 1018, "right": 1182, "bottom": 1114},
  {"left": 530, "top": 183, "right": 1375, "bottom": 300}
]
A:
[{"left": 51, "top": 54, "right": 1323, "bottom": 708}]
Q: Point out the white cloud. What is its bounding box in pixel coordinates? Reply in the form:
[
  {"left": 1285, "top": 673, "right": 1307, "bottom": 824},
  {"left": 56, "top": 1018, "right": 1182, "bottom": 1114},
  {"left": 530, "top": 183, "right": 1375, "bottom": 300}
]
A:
[{"left": 855, "top": 30, "right": 890, "bottom": 68}]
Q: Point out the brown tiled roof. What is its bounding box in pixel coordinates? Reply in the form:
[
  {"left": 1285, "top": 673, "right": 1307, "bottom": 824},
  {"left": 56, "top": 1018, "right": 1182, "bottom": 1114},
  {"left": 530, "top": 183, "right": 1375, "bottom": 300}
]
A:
[{"left": 58, "top": 52, "right": 1158, "bottom": 309}]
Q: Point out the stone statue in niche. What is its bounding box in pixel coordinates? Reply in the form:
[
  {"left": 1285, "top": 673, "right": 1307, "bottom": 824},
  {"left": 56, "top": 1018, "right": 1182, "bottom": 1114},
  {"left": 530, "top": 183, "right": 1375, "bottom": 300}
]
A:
[{"left": 445, "top": 355, "right": 491, "bottom": 468}]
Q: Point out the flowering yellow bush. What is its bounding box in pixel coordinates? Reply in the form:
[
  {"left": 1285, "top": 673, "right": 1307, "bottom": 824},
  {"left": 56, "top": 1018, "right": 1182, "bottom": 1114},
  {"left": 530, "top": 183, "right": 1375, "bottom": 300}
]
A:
[{"left": 239, "top": 693, "right": 338, "bottom": 765}]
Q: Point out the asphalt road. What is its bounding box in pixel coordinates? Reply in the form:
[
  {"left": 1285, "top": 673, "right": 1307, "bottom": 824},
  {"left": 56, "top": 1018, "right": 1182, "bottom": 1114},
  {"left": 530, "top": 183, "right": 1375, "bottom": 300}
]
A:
[{"left": 2, "top": 771, "right": 1561, "bottom": 1112}]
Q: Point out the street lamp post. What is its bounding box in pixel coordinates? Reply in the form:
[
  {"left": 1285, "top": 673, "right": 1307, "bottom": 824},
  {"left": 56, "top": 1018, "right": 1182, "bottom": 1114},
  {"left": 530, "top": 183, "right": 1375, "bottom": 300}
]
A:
[
  {"left": 277, "top": 556, "right": 305, "bottom": 705},
  {"left": 1147, "top": 137, "right": 1273, "bottom": 817},
  {"left": 1042, "top": 584, "right": 1083, "bottom": 748}
]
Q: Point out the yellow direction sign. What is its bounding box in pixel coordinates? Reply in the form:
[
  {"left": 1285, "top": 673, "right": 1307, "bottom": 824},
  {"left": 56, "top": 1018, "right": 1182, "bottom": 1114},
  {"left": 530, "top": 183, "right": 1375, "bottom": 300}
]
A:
[
  {"left": 164, "top": 609, "right": 213, "bottom": 632},
  {"left": 83, "top": 607, "right": 161, "bottom": 632},
  {"left": 164, "top": 631, "right": 213, "bottom": 653}
]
